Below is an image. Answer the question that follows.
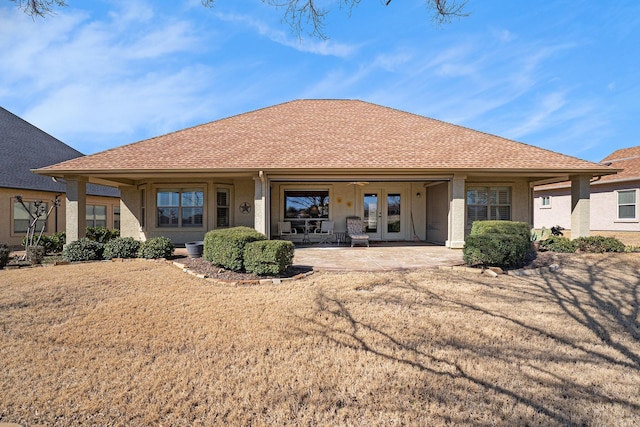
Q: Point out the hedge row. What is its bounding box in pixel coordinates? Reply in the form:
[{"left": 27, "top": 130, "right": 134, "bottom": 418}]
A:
[
  {"left": 62, "top": 236, "right": 174, "bottom": 262},
  {"left": 539, "top": 235, "right": 626, "bottom": 253}
]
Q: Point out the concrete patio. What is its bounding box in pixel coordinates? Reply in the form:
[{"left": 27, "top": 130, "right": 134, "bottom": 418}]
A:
[{"left": 291, "top": 242, "right": 464, "bottom": 271}]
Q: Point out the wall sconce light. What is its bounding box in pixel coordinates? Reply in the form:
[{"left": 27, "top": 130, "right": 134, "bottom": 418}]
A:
[{"left": 416, "top": 192, "right": 422, "bottom": 198}]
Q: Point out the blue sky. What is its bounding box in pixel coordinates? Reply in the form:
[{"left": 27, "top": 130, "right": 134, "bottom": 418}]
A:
[{"left": 1, "top": 0, "right": 638, "bottom": 162}]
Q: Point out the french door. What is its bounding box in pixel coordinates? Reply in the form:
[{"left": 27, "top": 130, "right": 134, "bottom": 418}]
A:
[{"left": 361, "top": 189, "right": 404, "bottom": 240}]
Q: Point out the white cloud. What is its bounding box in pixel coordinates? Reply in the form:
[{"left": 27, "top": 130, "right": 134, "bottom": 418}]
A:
[
  {"left": 0, "top": 1, "right": 220, "bottom": 153},
  {"left": 216, "top": 12, "right": 359, "bottom": 58}
]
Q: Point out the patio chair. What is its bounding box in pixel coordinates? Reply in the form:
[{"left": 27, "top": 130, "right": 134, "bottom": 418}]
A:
[
  {"left": 346, "top": 216, "right": 369, "bottom": 247},
  {"left": 314, "top": 220, "right": 334, "bottom": 244},
  {"left": 278, "top": 221, "right": 297, "bottom": 240}
]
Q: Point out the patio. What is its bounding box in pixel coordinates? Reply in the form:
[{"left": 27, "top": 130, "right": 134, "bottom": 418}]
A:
[
  {"left": 291, "top": 242, "right": 463, "bottom": 271},
  {"left": 175, "top": 242, "right": 464, "bottom": 272}
]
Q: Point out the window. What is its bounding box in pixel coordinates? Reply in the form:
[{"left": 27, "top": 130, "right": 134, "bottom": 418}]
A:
[
  {"left": 617, "top": 189, "right": 637, "bottom": 220},
  {"left": 86, "top": 205, "right": 107, "bottom": 228},
  {"left": 157, "top": 189, "right": 204, "bottom": 228},
  {"left": 13, "top": 199, "right": 48, "bottom": 234},
  {"left": 284, "top": 190, "right": 329, "bottom": 219},
  {"left": 113, "top": 206, "right": 121, "bottom": 230},
  {"left": 541, "top": 195, "right": 551, "bottom": 208},
  {"left": 217, "top": 189, "right": 230, "bottom": 228},
  {"left": 467, "top": 186, "right": 511, "bottom": 226}
]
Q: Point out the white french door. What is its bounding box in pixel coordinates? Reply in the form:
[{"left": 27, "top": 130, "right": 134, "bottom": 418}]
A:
[{"left": 360, "top": 189, "right": 404, "bottom": 240}]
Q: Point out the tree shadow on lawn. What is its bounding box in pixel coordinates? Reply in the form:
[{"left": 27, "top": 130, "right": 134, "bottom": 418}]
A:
[{"left": 291, "top": 257, "right": 640, "bottom": 426}]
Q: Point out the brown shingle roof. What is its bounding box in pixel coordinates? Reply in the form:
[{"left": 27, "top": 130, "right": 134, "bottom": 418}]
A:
[
  {"left": 599, "top": 146, "right": 640, "bottom": 182},
  {"left": 37, "top": 99, "right": 613, "bottom": 174}
]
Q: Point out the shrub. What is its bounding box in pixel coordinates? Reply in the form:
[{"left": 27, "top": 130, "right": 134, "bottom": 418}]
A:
[
  {"left": 463, "top": 234, "right": 531, "bottom": 269},
  {"left": 103, "top": 237, "right": 141, "bottom": 259},
  {"left": 22, "top": 231, "right": 66, "bottom": 255},
  {"left": 538, "top": 236, "right": 577, "bottom": 253},
  {"left": 138, "top": 236, "right": 174, "bottom": 259},
  {"left": 63, "top": 238, "right": 105, "bottom": 261},
  {"left": 204, "top": 226, "right": 267, "bottom": 272},
  {"left": 26, "top": 245, "right": 45, "bottom": 265},
  {"left": 244, "top": 240, "right": 295, "bottom": 276},
  {"left": 40, "top": 232, "right": 66, "bottom": 254},
  {"left": 470, "top": 220, "right": 531, "bottom": 238},
  {"left": 86, "top": 227, "right": 120, "bottom": 243},
  {"left": 0, "top": 242, "right": 9, "bottom": 269},
  {"left": 464, "top": 221, "right": 532, "bottom": 269},
  {"left": 574, "top": 236, "right": 625, "bottom": 253}
]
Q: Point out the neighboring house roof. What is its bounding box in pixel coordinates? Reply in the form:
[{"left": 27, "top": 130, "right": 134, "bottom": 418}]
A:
[
  {"left": 0, "top": 106, "right": 119, "bottom": 197},
  {"left": 535, "top": 145, "right": 640, "bottom": 191},
  {"left": 36, "top": 99, "right": 616, "bottom": 180},
  {"left": 599, "top": 146, "right": 640, "bottom": 183}
]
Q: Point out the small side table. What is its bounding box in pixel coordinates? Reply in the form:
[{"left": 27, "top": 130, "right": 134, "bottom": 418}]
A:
[{"left": 334, "top": 231, "right": 346, "bottom": 246}]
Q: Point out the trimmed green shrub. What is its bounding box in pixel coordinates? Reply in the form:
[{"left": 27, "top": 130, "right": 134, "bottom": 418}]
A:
[
  {"left": 463, "top": 234, "right": 531, "bottom": 268},
  {"left": 103, "top": 237, "right": 141, "bottom": 259},
  {"left": 22, "top": 231, "right": 66, "bottom": 255},
  {"left": 86, "top": 227, "right": 120, "bottom": 243},
  {"left": 138, "top": 236, "right": 174, "bottom": 259},
  {"left": 0, "top": 242, "right": 9, "bottom": 269},
  {"left": 538, "top": 235, "right": 577, "bottom": 253},
  {"left": 63, "top": 238, "right": 105, "bottom": 261},
  {"left": 574, "top": 236, "right": 625, "bottom": 253},
  {"left": 204, "top": 226, "right": 267, "bottom": 272},
  {"left": 41, "top": 232, "right": 66, "bottom": 254},
  {"left": 470, "top": 220, "right": 531, "bottom": 238},
  {"left": 244, "top": 240, "right": 295, "bottom": 276},
  {"left": 464, "top": 221, "right": 532, "bottom": 269}
]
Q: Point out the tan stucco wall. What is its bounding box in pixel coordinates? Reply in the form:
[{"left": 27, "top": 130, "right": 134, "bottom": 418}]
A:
[
  {"left": 1, "top": 187, "right": 119, "bottom": 248},
  {"left": 425, "top": 182, "right": 448, "bottom": 244},
  {"left": 118, "top": 178, "right": 256, "bottom": 245}
]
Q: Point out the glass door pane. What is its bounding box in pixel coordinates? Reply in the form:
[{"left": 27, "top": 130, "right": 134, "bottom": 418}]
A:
[
  {"left": 387, "top": 193, "right": 401, "bottom": 233},
  {"left": 363, "top": 193, "right": 378, "bottom": 233}
]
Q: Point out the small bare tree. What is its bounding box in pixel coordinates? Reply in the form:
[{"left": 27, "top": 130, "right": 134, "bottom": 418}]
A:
[{"left": 15, "top": 194, "right": 60, "bottom": 261}]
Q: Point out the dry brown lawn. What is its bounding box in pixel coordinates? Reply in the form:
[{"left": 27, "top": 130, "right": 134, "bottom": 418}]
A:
[{"left": 1, "top": 254, "right": 639, "bottom": 426}]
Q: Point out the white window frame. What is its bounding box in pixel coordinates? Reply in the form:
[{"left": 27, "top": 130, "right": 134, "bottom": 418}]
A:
[
  {"left": 466, "top": 186, "right": 512, "bottom": 226},
  {"left": 541, "top": 195, "right": 551, "bottom": 208},
  {"left": 156, "top": 187, "right": 205, "bottom": 229},
  {"left": 616, "top": 189, "right": 638, "bottom": 221}
]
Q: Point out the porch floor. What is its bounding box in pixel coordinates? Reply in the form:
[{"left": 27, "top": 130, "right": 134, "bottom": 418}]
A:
[{"left": 291, "top": 242, "right": 464, "bottom": 272}]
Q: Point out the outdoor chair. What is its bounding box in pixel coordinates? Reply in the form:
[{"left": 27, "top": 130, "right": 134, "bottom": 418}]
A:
[
  {"left": 314, "top": 220, "right": 334, "bottom": 244},
  {"left": 278, "top": 221, "right": 297, "bottom": 240},
  {"left": 346, "top": 216, "right": 369, "bottom": 247}
]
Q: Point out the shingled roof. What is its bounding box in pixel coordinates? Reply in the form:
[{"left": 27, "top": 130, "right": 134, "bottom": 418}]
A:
[
  {"left": 0, "top": 107, "right": 119, "bottom": 196},
  {"left": 37, "top": 100, "right": 614, "bottom": 176},
  {"left": 599, "top": 146, "right": 640, "bottom": 183}
]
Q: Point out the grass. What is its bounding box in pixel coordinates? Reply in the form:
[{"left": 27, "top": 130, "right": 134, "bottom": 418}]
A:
[{"left": 1, "top": 254, "right": 639, "bottom": 426}]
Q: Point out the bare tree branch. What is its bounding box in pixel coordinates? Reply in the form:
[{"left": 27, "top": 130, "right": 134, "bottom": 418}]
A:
[
  {"left": 10, "top": 0, "right": 66, "bottom": 17},
  {"left": 18, "top": 0, "right": 469, "bottom": 38}
]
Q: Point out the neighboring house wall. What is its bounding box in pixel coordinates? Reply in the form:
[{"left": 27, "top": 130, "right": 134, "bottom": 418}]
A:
[
  {"left": 1, "top": 187, "right": 120, "bottom": 248},
  {"left": 534, "top": 180, "right": 640, "bottom": 245}
]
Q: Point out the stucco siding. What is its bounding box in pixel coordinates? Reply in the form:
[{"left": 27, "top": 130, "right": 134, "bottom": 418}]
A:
[{"left": 1, "top": 187, "right": 119, "bottom": 248}]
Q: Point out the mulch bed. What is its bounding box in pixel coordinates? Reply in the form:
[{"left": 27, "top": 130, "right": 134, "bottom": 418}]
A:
[{"left": 174, "top": 256, "right": 313, "bottom": 281}]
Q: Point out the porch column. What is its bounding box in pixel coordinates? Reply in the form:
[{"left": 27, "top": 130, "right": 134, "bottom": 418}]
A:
[
  {"left": 65, "top": 176, "right": 87, "bottom": 243},
  {"left": 447, "top": 175, "right": 466, "bottom": 249},
  {"left": 570, "top": 174, "right": 591, "bottom": 239},
  {"left": 253, "top": 171, "right": 268, "bottom": 236}
]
